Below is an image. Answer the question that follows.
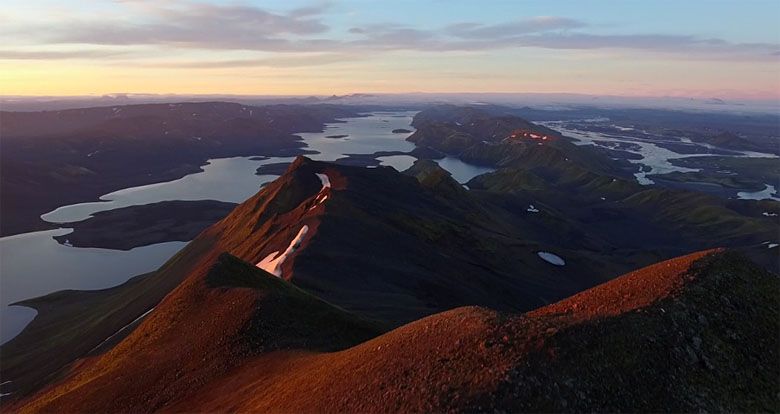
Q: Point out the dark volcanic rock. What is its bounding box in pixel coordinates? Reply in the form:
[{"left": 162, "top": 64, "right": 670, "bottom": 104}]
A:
[
  {"left": 655, "top": 141, "right": 738, "bottom": 155},
  {"left": 0, "top": 102, "right": 357, "bottom": 236},
  {"left": 409, "top": 146, "right": 445, "bottom": 160},
  {"left": 54, "top": 200, "right": 237, "bottom": 250},
  {"left": 333, "top": 151, "right": 411, "bottom": 167},
  {"left": 256, "top": 162, "right": 292, "bottom": 176},
  {"left": 391, "top": 128, "right": 413, "bottom": 134},
  {"left": 699, "top": 131, "right": 771, "bottom": 153}
]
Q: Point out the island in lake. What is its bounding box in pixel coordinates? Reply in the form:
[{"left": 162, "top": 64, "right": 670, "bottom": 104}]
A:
[{"left": 54, "top": 200, "right": 236, "bottom": 250}]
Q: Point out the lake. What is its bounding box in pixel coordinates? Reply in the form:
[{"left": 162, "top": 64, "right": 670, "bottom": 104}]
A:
[{"left": 0, "top": 111, "right": 495, "bottom": 343}]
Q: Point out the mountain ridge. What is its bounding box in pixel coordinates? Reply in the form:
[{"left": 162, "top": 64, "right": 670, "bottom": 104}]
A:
[
  {"left": 2, "top": 106, "right": 778, "bottom": 408},
  {"left": 11, "top": 249, "right": 777, "bottom": 413}
]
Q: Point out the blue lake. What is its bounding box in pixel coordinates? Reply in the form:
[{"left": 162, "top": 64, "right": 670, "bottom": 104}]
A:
[{"left": 0, "top": 111, "right": 495, "bottom": 343}]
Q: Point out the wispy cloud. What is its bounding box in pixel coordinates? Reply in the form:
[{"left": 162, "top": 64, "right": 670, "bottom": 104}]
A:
[
  {"left": 445, "top": 16, "right": 586, "bottom": 39},
  {"left": 0, "top": 49, "right": 129, "bottom": 59},
  {"left": 144, "top": 53, "right": 361, "bottom": 69},
  {"left": 346, "top": 24, "right": 780, "bottom": 60},
  {"left": 16, "top": 1, "right": 333, "bottom": 51},
  {"left": 2, "top": 0, "right": 778, "bottom": 62}
]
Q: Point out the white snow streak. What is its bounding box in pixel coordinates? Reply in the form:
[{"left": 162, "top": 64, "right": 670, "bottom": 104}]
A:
[
  {"left": 257, "top": 225, "right": 309, "bottom": 277},
  {"left": 315, "top": 173, "right": 331, "bottom": 189},
  {"left": 307, "top": 173, "right": 332, "bottom": 211}
]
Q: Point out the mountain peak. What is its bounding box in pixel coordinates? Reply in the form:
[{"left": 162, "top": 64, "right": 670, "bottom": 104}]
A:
[
  {"left": 287, "top": 154, "right": 316, "bottom": 171},
  {"left": 532, "top": 248, "right": 723, "bottom": 321},
  {"left": 404, "top": 159, "right": 469, "bottom": 197}
]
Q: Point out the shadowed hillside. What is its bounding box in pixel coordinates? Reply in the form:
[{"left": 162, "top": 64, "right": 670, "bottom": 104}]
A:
[
  {"left": 0, "top": 102, "right": 358, "bottom": 236},
  {"left": 2, "top": 156, "right": 777, "bottom": 409},
  {"left": 10, "top": 249, "right": 777, "bottom": 413}
]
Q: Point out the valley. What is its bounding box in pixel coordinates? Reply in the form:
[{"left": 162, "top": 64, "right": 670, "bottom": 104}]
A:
[
  {"left": 0, "top": 109, "right": 495, "bottom": 345},
  {"left": 0, "top": 103, "right": 359, "bottom": 236},
  {"left": 4, "top": 2, "right": 779, "bottom": 412},
  {"left": 0, "top": 103, "right": 777, "bottom": 411}
]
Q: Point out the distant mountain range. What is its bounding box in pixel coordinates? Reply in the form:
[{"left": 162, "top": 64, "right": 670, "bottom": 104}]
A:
[
  {"left": 0, "top": 102, "right": 357, "bottom": 236},
  {"left": 3, "top": 93, "right": 778, "bottom": 113}
]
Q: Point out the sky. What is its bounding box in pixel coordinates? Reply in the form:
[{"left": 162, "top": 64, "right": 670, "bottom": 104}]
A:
[{"left": 1, "top": 0, "right": 779, "bottom": 99}]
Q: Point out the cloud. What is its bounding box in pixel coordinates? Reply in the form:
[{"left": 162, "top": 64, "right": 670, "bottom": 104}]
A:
[
  {"left": 0, "top": 49, "right": 129, "bottom": 59},
  {"left": 3, "top": 1, "right": 777, "bottom": 63},
  {"left": 288, "top": 3, "right": 332, "bottom": 18},
  {"left": 144, "top": 53, "right": 360, "bottom": 69},
  {"left": 39, "top": 1, "right": 332, "bottom": 51},
  {"left": 345, "top": 24, "right": 779, "bottom": 60},
  {"left": 509, "top": 33, "right": 780, "bottom": 60},
  {"left": 445, "top": 16, "right": 586, "bottom": 39},
  {"left": 348, "top": 25, "right": 437, "bottom": 50}
]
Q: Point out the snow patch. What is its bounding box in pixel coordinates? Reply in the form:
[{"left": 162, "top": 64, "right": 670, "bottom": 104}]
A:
[
  {"left": 769, "top": 243, "right": 779, "bottom": 249},
  {"left": 315, "top": 173, "right": 331, "bottom": 189},
  {"left": 308, "top": 194, "right": 329, "bottom": 211},
  {"left": 527, "top": 204, "right": 540, "bottom": 213},
  {"left": 306, "top": 172, "right": 332, "bottom": 211},
  {"left": 537, "top": 251, "right": 565, "bottom": 266},
  {"left": 257, "top": 225, "right": 309, "bottom": 277},
  {"left": 762, "top": 212, "right": 778, "bottom": 217}
]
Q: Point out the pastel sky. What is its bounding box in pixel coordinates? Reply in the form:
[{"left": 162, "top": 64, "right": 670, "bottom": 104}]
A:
[{"left": 1, "top": 0, "right": 779, "bottom": 98}]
